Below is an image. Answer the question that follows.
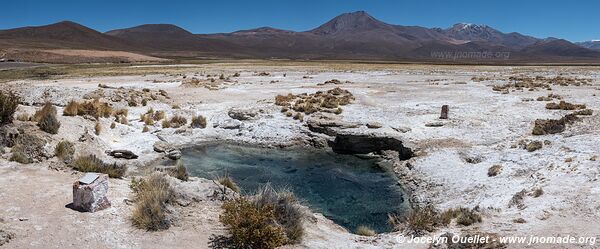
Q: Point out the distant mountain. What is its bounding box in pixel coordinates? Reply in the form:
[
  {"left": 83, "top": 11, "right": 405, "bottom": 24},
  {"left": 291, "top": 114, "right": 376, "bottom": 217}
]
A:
[
  {"left": 105, "top": 24, "right": 238, "bottom": 52},
  {"left": 576, "top": 40, "right": 600, "bottom": 50},
  {"left": 441, "top": 23, "right": 539, "bottom": 49},
  {"left": 2, "top": 11, "right": 599, "bottom": 63},
  {"left": 0, "top": 21, "right": 135, "bottom": 50},
  {"left": 522, "top": 39, "right": 600, "bottom": 57}
]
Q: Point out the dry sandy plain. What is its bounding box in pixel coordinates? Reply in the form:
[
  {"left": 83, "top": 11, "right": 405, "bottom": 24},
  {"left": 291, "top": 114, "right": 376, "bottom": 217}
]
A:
[{"left": 1, "top": 62, "right": 599, "bottom": 249}]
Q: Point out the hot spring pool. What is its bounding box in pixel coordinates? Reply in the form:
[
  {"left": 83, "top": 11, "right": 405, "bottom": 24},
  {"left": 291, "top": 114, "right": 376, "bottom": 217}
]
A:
[{"left": 182, "top": 143, "right": 409, "bottom": 233}]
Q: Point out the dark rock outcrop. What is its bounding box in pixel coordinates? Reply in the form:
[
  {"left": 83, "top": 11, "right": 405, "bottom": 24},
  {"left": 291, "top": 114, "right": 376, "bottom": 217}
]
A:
[
  {"left": 329, "top": 133, "right": 413, "bottom": 160},
  {"left": 106, "top": 149, "right": 138, "bottom": 159}
]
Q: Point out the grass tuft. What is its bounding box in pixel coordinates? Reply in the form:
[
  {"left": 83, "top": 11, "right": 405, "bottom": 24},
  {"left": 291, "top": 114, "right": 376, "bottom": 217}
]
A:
[
  {"left": 131, "top": 173, "right": 174, "bottom": 231},
  {"left": 71, "top": 154, "right": 126, "bottom": 178}
]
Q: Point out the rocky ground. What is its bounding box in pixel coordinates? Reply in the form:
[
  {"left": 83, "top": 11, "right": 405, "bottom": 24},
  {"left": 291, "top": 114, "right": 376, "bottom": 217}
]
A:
[{"left": 1, "top": 63, "right": 599, "bottom": 248}]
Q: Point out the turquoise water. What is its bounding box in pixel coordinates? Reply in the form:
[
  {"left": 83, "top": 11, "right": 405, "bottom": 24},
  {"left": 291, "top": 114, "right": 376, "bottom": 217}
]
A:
[{"left": 182, "top": 143, "right": 408, "bottom": 233}]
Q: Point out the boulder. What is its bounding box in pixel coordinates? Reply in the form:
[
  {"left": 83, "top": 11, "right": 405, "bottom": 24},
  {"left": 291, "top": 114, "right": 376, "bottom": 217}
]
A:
[
  {"left": 106, "top": 149, "right": 138, "bottom": 159},
  {"left": 153, "top": 141, "right": 174, "bottom": 153},
  {"left": 306, "top": 114, "right": 360, "bottom": 136},
  {"left": 228, "top": 108, "right": 261, "bottom": 121},
  {"left": 366, "top": 122, "right": 383, "bottom": 129},
  {"left": 218, "top": 119, "right": 242, "bottom": 129},
  {"left": 167, "top": 149, "right": 182, "bottom": 160},
  {"left": 72, "top": 173, "right": 111, "bottom": 212},
  {"left": 329, "top": 133, "right": 413, "bottom": 160}
]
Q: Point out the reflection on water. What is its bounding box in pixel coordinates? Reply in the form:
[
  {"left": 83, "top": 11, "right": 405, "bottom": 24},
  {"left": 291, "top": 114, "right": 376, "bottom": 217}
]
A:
[{"left": 182, "top": 143, "right": 408, "bottom": 233}]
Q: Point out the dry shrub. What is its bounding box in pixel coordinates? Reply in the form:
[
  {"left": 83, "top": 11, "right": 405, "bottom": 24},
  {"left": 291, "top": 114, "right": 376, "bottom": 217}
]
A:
[
  {"left": 275, "top": 88, "right": 354, "bottom": 119},
  {"left": 170, "top": 160, "right": 188, "bottom": 181},
  {"left": 55, "top": 140, "right": 75, "bottom": 163},
  {"left": 401, "top": 205, "right": 440, "bottom": 233},
  {"left": 275, "top": 94, "right": 295, "bottom": 106},
  {"left": 63, "top": 100, "right": 79, "bottom": 116},
  {"left": 355, "top": 225, "right": 376, "bottom": 236},
  {"left": 0, "top": 91, "right": 20, "bottom": 126},
  {"left": 77, "top": 99, "right": 113, "bottom": 118},
  {"left": 488, "top": 165, "right": 502, "bottom": 177},
  {"left": 221, "top": 197, "right": 287, "bottom": 249},
  {"left": 36, "top": 103, "right": 60, "bottom": 134},
  {"left": 253, "top": 185, "right": 304, "bottom": 244},
  {"left": 10, "top": 146, "right": 31, "bottom": 164},
  {"left": 171, "top": 104, "right": 180, "bottom": 109},
  {"left": 191, "top": 115, "right": 207, "bottom": 129},
  {"left": 95, "top": 122, "right": 102, "bottom": 135},
  {"left": 441, "top": 207, "right": 482, "bottom": 226},
  {"left": 531, "top": 188, "right": 544, "bottom": 198},
  {"left": 216, "top": 175, "right": 240, "bottom": 193},
  {"left": 161, "top": 119, "right": 171, "bottom": 128},
  {"left": 131, "top": 173, "right": 174, "bottom": 231},
  {"left": 110, "top": 122, "right": 116, "bottom": 129},
  {"left": 143, "top": 115, "right": 154, "bottom": 125},
  {"left": 526, "top": 141, "right": 543, "bottom": 152},
  {"left": 113, "top": 108, "right": 128, "bottom": 117},
  {"left": 169, "top": 115, "right": 187, "bottom": 128},
  {"left": 16, "top": 113, "right": 30, "bottom": 122},
  {"left": 573, "top": 109, "right": 593, "bottom": 116},
  {"left": 71, "top": 154, "right": 127, "bottom": 178},
  {"left": 142, "top": 125, "right": 149, "bottom": 132},
  {"left": 508, "top": 189, "right": 527, "bottom": 209},
  {"left": 292, "top": 112, "right": 303, "bottom": 121},
  {"left": 153, "top": 110, "right": 166, "bottom": 121},
  {"left": 546, "top": 101, "right": 586, "bottom": 110},
  {"left": 532, "top": 114, "right": 579, "bottom": 135},
  {"left": 393, "top": 205, "right": 481, "bottom": 235}
]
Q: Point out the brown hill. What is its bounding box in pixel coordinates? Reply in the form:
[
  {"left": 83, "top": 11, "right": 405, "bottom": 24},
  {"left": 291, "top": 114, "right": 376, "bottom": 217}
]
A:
[{"left": 0, "top": 21, "right": 136, "bottom": 50}]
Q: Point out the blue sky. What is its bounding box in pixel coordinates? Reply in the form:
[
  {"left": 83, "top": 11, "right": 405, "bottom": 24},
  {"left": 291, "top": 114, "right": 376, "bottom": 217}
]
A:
[{"left": 2, "top": 0, "right": 599, "bottom": 41}]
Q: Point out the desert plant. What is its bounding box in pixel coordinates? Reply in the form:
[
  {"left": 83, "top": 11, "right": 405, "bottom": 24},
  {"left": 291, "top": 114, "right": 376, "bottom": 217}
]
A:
[
  {"left": 0, "top": 91, "right": 19, "bottom": 126},
  {"left": 113, "top": 108, "right": 128, "bottom": 117},
  {"left": 55, "top": 141, "right": 75, "bottom": 163},
  {"left": 9, "top": 146, "right": 31, "bottom": 164},
  {"left": 131, "top": 173, "right": 174, "bottom": 231},
  {"left": 403, "top": 205, "right": 440, "bottom": 233},
  {"left": 142, "top": 125, "right": 149, "bottom": 132},
  {"left": 95, "top": 122, "right": 102, "bottom": 135},
  {"left": 488, "top": 165, "right": 502, "bottom": 177},
  {"left": 161, "top": 119, "right": 171, "bottom": 128},
  {"left": 15, "top": 113, "right": 30, "bottom": 121},
  {"left": 33, "top": 102, "right": 56, "bottom": 122},
  {"left": 220, "top": 197, "right": 287, "bottom": 249},
  {"left": 253, "top": 184, "right": 304, "bottom": 243},
  {"left": 141, "top": 99, "right": 148, "bottom": 106},
  {"left": 77, "top": 99, "right": 113, "bottom": 118},
  {"left": 355, "top": 225, "right": 376, "bottom": 236},
  {"left": 143, "top": 115, "right": 154, "bottom": 125},
  {"left": 36, "top": 103, "right": 60, "bottom": 134},
  {"left": 153, "top": 110, "right": 166, "bottom": 121},
  {"left": 215, "top": 175, "right": 240, "bottom": 193},
  {"left": 171, "top": 104, "right": 180, "bottom": 109},
  {"left": 531, "top": 188, "right": 544, "bottom": 198},
  {"left": 169, "top": 115, "right": 187, "bottom": 128},
  {"left": 574, "top": 109, "right": 593, "bottom": 116},
  {"left": 191, "top": 115, "right": 207, "bottom": 128},
  {"left": 170, "top": 160, "right": 188, "bottom": 181},
  {"left": 110, "top": 122, "right": 116, "bottom": 129},
  {"left": 63, "top": 100, "right": 79, "bottom": 116},
  {"left": 71, "top": 154, "right": 127, "bottom": 178}
]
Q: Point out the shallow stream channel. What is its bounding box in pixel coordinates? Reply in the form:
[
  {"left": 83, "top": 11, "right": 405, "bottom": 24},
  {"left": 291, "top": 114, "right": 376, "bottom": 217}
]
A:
[{"left": 182, "top": 143, "right": 409, "bottom": 233}]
